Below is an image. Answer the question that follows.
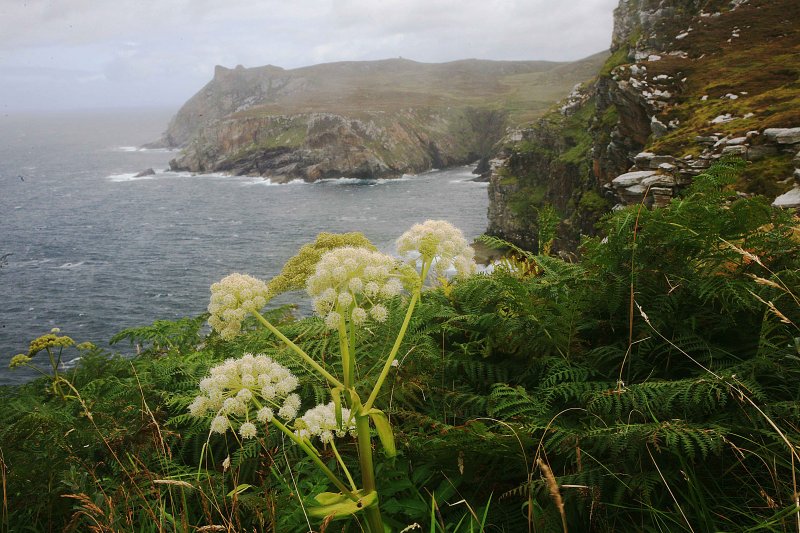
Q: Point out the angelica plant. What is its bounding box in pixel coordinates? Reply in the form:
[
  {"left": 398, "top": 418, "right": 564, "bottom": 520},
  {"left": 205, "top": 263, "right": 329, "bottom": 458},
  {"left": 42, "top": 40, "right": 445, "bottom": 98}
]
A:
[
  {"left": 9, "top": 328, "right": 92, "bottom": 399},
  {"left": 191, "top": 220, "right": 476, "bottom": 531}
]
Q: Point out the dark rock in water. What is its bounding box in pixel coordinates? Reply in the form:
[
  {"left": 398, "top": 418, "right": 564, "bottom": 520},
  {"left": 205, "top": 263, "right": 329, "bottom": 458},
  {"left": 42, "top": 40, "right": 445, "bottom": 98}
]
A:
[
  {"left": 135, "top": 168, "right": 156, "bottom": 177},
  {"left": 473, "top": 156, "right": 491, "bottom": 175},
  {"left": 471, "top": 157, "right": 493, "bottom": 181}
]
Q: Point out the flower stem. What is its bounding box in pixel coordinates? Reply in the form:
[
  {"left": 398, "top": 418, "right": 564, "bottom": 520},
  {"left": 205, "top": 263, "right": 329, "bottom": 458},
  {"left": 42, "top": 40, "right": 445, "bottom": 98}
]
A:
[
  {"left": 355, "top": 412, "right": 384, "bottom": 532},
  {"left": 252, "top": 311, "right": 344, "bottom": 389},
  {"left": 330, "top": 440, "right": 358, "bottom": 492},
  {"left": 364, "top": 289, "right": 420, "bottom": 411},
  {"left": 270, "top": 418, "right": 358, "bottom": 501},
  {"left": 337, "top": 312, "right": 352, "bottom": 388}
]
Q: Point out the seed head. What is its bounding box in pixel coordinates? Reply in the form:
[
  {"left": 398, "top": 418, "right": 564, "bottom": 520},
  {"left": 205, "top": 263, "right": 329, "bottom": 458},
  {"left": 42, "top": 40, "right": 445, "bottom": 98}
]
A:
[
  {"left": 306, "top": 247, "right": 405, "bottom": 329},
  {"left": 396, "top": 220, "right": 476, "bottom": 280},
  {"left": 208, "top": 273, "right": 269, "bottom": 339},
  {"left": 189, "top": 352, "right": 300, "bottom": 439},
  {"left": 294, "top": 402, "right": 356, "bottom": 444}
]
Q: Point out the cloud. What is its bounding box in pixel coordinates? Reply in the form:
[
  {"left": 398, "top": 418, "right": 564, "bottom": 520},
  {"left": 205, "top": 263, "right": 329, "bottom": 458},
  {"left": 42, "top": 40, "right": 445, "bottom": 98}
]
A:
[{"left": 0, "top": 0, "right": 619, "bottom": 110}]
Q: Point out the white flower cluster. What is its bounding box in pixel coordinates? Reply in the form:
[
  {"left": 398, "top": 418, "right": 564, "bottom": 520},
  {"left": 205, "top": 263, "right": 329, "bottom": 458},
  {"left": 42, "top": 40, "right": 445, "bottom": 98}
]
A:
[
  {"left": 396, "top": 220, "right": 476, "bottom": 278},
  {"left": 294, "top": 402, "right": 356, "bottom": 444},
  {"left": 189, "top": 352, "right": 301, "bottom": 439},
  {"left": 208, "top": 273, "right": 270, "bottom": 339},
  {"left": 306, "top": 246, "right": 403, "bottom": 330}
]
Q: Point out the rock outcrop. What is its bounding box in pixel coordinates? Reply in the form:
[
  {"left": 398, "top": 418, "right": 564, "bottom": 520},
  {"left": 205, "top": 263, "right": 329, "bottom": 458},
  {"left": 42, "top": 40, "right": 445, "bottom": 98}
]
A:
[
  {"left": 154, "top": 56, "right": 609, "bottom": 182},
  {"left": 487, "top": 0, "right": 800, "bottom": 252}
]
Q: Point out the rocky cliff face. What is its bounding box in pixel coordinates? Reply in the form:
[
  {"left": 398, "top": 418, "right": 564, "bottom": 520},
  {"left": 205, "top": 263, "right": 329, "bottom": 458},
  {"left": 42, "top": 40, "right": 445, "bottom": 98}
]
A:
[
  {"left": 153, "top": 56, "right": 608, "bottom": 182},
  {"left": 169, "top": 106, "right": 505, "bottom": 181},
  {"left": 488, "top": 0, "right": 800, "bottom": 252}
]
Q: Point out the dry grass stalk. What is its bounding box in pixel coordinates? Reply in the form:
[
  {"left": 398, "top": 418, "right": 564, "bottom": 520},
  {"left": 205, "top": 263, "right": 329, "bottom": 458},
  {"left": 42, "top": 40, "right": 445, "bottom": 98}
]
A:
[
  {"left": 537, "top": 458, "right": 567, "bottom": 533},
  {"left": 153, "top": 479, "right": 195, "bottom": 490}
]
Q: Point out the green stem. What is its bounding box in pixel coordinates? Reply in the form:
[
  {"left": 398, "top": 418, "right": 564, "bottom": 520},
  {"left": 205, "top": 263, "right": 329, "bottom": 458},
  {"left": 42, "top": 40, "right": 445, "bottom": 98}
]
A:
[
  {"left": 252, "top": 311, "right": 344, "bottom": 389},
  {"left": 364, "top": 290, "right": 420, "bottom": 411},
  {"left": 337, "top": 312, "right": 352, "bottom": 388},
  {"left": 330, "top": 440, "right": 358, "bottom": 492},
  {"left": 348, "top": 316, "right": 357, "bottom": 382},
  {"left": 270, "top": 418, "right": 358, "bottom": 502},
  {"left": 47, "top": 348, "right": 65, "bottom": 400},
  {"left": 355, "top": 412, "right": 383, "bottom": 532}
]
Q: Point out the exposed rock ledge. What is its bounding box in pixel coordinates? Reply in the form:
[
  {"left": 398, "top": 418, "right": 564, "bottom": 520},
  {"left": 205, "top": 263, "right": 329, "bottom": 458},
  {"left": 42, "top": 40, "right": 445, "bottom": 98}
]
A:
[
  {"left": 168, "top": 109, "right": 502, "bottom": 183},
  {"left": 609, "top": 127, "right": 800, "bottom": 208}
]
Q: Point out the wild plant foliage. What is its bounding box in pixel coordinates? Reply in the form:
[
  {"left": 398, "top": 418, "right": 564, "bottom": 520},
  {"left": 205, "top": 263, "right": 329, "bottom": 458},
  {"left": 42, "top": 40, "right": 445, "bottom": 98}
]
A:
[{"left": 1, "top": 161, "right": 798, "bottom": 531}]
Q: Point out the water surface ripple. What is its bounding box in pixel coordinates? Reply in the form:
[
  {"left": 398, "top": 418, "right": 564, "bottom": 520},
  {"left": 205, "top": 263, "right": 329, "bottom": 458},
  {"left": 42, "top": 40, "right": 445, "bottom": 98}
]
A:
[{"left": 0, "top": 110, "right": 488, "bottom": 385}]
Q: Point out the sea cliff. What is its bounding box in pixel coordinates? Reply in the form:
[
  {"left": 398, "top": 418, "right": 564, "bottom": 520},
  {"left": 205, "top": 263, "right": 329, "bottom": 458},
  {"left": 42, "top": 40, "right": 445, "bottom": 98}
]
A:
[
  {"left": 153, "top": 56, "right": 608, "bottom": 182},
  {"left": 487, "top": 0, "right": 800, "bottom": 252}
]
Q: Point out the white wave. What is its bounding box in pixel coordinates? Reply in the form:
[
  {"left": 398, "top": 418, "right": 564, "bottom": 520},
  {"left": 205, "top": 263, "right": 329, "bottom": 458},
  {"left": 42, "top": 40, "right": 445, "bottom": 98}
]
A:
[
  {"left": 114, "top": 146, "right": 176, "bottom": 153},
  {"left": 62, "top": 356, "right": 82, "bottom": 369},
  {"left": 15, "top": 258, "right": 53, "bottom": 267},
  {"left": 241, "top": 177, "right": 280, "bottom": 186},
  {"left": 159, "top": 170, "right": 233, "bottom": 179},
  {"left": 316, "top": 177, "right": 365, "bottom": 184},
  {"left": 106, "top": 169, "right": 223, "bottom": 182},
  {"left": 140, "top": 147, "right": 177, "bottom": 153},
  {"left": 191, "top": 172, "right": 232, "bottom": 179},
  {"left": 57, "top": 261, "right": 85, "bottom": 269},
  {"left": 375, "top": 175, "right": 413, "bottom": 184},
  {"left": 107, "top": 172, "right": 153, "bottom": 182},
  {"left": 448, "top": 178, "right": 489, "bottom": 186}
]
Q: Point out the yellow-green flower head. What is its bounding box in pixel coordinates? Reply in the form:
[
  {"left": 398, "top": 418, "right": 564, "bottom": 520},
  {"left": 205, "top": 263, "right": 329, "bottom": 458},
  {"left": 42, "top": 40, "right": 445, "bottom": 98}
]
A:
[
  {"left": 396, "top": 220, "right": 476, "bottom": 279},
  {"left": 266, "top": 232, "right": 377, "bottom": 297},
  {"left": 306, "top": 247, "right": 404, "bottom": 329},
  {"left": 294, "top": 402, "right": 356, "bottom": 444},
  {"left": 9, "top": 354, "right": 31, "bottom": 369},
  {"left": 28, "top": 332, "right": 75, "bottom": 356},
  {"left": 189, "top": 352, "right": 300, "bottom": 439},
  {"left": 208, "top": 273, "right": 269, "bottom": 340}
]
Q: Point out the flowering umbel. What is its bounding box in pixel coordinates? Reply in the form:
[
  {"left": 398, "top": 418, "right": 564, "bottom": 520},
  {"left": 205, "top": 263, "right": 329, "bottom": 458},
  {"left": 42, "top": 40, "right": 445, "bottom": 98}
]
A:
[
  {"left": 294, "top": 402, "right": 357, "bottom": 444},
  {"left": 306, "top": 247, "right": 405, "bottom": 329},
  {"left": 189, "top": 352, "right": 301, "bottom": 439},
  {"left": 396, "top": 220, "right": 476, "bottom": 279},
  {"left": 208, "top": 273, "right": 270, "bottom": 339}
]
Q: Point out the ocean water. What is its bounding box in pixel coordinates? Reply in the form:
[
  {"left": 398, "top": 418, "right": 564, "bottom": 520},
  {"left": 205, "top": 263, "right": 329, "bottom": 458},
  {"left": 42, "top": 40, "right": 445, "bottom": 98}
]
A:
[{"left": 0, "top": 109, "right": 489, "bottom": 385}]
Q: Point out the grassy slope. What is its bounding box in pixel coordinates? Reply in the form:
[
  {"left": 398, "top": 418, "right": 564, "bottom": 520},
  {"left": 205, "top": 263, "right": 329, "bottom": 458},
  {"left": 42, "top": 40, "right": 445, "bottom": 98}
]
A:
[
  {"left": 643, "top": 0, "right": 800, "bottom": 192},
  {"left": 231, "top": 54, "right": 609, "bottom": 127}
]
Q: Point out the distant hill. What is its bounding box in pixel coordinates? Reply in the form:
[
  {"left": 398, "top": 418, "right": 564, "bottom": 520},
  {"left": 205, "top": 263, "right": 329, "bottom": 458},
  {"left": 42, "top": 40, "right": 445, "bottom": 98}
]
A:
[{"left": 155, "top": 54, "right": 609, "bottom": 182}]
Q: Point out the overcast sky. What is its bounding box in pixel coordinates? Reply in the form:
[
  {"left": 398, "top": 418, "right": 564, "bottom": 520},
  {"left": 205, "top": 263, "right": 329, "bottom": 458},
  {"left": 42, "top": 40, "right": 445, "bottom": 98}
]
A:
[{"left": 0, "top": 0, "right": 619, "bottom": 112}]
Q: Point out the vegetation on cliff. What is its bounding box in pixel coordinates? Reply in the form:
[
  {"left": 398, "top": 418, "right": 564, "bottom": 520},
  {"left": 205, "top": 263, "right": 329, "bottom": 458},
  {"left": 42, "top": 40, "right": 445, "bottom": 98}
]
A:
[
  {"left": 488, "top": 0, "right": 800, "bottom": 253},
  {"left": 160, "top": 55, "right": 608, "bottom": 182},
  {"left": 2, "top": 161, "right": 799, "bottom": 531}
]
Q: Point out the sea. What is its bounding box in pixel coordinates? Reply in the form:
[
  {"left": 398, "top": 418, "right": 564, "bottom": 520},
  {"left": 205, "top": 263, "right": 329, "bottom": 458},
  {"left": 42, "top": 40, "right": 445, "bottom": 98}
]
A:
[{"left": 0, "top": 109, "right": 489, "bottom": 386}]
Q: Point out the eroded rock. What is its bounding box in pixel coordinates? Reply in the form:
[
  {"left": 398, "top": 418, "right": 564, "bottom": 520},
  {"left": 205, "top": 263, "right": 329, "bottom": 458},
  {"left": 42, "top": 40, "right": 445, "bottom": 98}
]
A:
[{"left": 772, "top": 187, "right": 800, "bottom": 208}]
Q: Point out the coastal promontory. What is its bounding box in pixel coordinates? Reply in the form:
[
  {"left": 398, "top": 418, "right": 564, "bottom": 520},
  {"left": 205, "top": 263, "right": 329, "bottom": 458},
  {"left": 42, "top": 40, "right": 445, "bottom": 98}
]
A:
[{"left": 154, "top": 56, "right": 608, "bottom": 182}]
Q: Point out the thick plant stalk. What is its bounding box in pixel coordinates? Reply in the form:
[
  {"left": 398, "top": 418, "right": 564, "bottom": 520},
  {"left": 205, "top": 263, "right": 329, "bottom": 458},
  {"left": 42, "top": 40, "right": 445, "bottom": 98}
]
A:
[{"left": 355, "top": 412, "right": 384, "bottom": 532}]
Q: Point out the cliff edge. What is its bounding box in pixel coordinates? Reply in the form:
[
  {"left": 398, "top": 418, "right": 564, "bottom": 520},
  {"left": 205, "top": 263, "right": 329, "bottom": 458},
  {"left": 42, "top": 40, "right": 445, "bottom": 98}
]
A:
[{"left": 487, "top": 0, "right": 800, "bottom": 252}]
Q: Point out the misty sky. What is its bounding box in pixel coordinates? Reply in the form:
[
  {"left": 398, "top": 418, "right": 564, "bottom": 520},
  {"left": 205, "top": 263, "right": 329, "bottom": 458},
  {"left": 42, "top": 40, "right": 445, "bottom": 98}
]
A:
[{"left": 0, "top": 0, "right": 619, "bottom": 112}]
